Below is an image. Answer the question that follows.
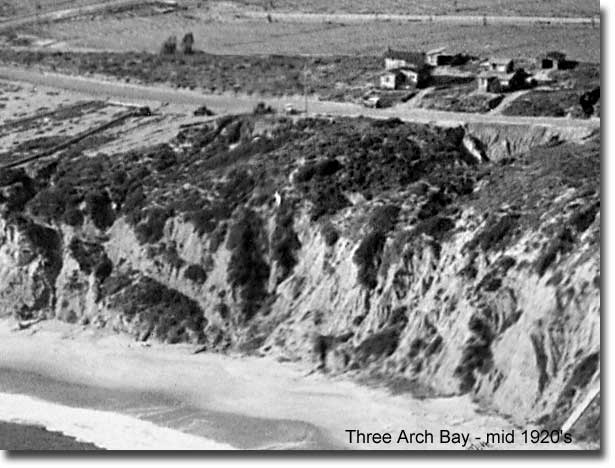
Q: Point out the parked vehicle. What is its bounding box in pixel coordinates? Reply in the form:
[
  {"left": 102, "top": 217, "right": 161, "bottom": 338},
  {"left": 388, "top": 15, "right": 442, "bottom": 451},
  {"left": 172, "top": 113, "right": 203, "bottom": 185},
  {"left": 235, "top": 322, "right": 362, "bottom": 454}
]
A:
[
  {"left": 285, "top": 104, "right": 301, "bottom": 115},
  {"left": 362, "top": 95, "right": 382, "bottom": 108}
]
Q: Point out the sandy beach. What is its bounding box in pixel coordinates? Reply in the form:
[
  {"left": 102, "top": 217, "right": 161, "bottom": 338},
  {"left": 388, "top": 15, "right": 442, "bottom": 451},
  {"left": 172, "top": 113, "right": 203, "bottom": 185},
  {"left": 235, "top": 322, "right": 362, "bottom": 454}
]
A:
[{"left": 0, "top": 318, "right": 571, "bottom": 450}]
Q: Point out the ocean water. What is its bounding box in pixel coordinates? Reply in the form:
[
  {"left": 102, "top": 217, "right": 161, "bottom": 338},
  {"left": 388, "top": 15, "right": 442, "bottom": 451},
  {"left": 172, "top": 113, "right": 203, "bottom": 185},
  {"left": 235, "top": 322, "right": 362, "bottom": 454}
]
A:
[
  {"left": 0, "top": 367, "right": 340, "bottom": 450},
  {"left": 0, "top": 392, "right": 234, "bottom": 450},
  {"left": 0, "top": 421, "right": 100, "bottom": 450}
]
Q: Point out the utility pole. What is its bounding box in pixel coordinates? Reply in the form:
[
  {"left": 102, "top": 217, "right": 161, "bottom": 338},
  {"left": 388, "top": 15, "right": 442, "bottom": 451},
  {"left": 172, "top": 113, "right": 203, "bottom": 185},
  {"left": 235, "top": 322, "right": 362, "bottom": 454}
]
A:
[
  {"left": 303, "top": 58, "right": 309, "bottom": 115},
  {"left": 36, "top": 1, "right": 41, "bottom": 28}
]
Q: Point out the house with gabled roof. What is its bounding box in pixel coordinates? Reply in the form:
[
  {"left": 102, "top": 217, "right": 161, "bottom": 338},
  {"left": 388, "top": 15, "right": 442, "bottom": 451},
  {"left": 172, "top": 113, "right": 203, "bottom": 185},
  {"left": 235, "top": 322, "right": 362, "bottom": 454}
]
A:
[
  {"left": 381, "top": 48, "right": 431, "bottom": 89},
  {"left": 384, "top": 48, "right": 426, "bottom": 71}
]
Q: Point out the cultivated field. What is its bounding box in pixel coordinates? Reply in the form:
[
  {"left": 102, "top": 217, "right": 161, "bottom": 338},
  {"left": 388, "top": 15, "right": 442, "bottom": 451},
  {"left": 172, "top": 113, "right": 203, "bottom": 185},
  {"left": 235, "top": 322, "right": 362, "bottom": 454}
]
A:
[{"left": 21, "top": 13, "right": 601, "bottom": 61}]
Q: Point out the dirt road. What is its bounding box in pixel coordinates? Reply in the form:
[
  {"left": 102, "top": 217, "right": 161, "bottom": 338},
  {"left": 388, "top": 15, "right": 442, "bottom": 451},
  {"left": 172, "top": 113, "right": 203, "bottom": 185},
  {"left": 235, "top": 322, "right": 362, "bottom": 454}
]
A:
[
  {"left": 0, "top": 0, "right": 174, "bottom": 32},
  {"left": 0, "top": 65, "right": 600, "bottom": 131},
  {"left": 244, "top": 11, "right": 600, "bottom": 26}
]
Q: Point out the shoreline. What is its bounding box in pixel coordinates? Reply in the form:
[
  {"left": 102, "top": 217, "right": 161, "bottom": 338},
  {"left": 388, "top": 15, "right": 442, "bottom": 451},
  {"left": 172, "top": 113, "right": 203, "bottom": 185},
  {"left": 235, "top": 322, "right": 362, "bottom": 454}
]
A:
[
  {"left": 0, "top": 391, "right": 236, "bottom": 450},
  {"left": 0, "top": 318, "right": 575, "bottom": 450},
  {"left": 0, "top": 421, "right": 101, "bottom": 451},
  {"left": 0, "top": 367, "right": 337, "bottom": 450}
]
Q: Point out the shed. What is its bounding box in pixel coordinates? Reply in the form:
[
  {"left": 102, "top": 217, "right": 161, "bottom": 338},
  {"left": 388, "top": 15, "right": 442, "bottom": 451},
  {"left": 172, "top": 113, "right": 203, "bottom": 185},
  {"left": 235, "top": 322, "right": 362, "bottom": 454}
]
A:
[
  {"left": 399, "top": 68, "right": 430, "bottom": 88},
  {"left": 477, "top": 74, "right": 502, "bottom": 93},
  {"left": 540, "top": 52, "right": 576, "bottom": 70},
  {"left": 380, "top": 71, "right": 405, "bottom": 90},
  {"left": 426, "top": 47, "right": 455, "bottom": 66},
  {"left": 478, "top": 69, "right": 529, "bottom": 93}
]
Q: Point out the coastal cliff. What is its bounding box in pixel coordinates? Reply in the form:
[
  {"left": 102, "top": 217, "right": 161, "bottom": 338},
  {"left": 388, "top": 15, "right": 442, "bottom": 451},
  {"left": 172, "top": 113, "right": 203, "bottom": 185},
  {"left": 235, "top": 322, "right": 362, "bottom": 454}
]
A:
[{"left": 0, "top": 114, "right": 600, "bottom": 441}]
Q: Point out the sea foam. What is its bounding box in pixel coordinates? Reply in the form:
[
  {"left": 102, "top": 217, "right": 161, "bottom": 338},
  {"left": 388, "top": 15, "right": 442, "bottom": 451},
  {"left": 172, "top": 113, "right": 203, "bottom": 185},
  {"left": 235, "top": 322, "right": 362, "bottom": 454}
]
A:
[{"left": 0, "top": 392, "right": 236, "bottom": 450}]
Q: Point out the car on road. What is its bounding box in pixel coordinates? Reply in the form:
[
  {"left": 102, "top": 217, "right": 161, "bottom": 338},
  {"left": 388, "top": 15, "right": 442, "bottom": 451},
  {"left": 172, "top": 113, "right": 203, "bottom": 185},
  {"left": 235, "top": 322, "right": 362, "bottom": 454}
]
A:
[
  {"left": 362, "top": 95, "right": 382, "bottom": 109},
  {"left": 285, "top": 104, "right": 303, "bottom": 115}
]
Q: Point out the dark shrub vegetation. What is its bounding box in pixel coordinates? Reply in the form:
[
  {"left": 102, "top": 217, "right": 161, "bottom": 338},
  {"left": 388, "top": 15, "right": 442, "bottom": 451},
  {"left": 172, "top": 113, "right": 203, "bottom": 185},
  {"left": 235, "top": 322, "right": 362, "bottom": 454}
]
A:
[
  {"left": 271, "top": 202, "right": 301, "bottom": 281},
  {"left": 353, "top": 204, "right": 402, "bottom": 289},
  {"left": 454, "top": 309, "right": 495, "bottom": 392},
  {"left": 354, "top": 327, "right": 401, "bottom": 364},
  {"left": 0, "top": 168, "right": 35, "bottom": 213},
  {"left": 535, "top": 227, "right": 575, "bottom": 276},
  {"left": 227, "top": 210, "right": 270, "bottom": 320},
  {"left": 184, "top": 264, "right": 208, "bottom": 284},
  {"left": 104, "top": 274, "right": 205, "bottom": 344},
  {"left": 321, "top": 222, "right": 339, "bottom": 246},
  {"left": 353, "top": 231, "right": 386, "bottom": 289},
  {"left": 368, "top": 204, "right": 400, "bottom": 233},
  {"left": 85, "top": 189, "right": 114, "bottom": 230},
  {"left": 68, "top": 237, "right": 111, "bottom": 278},
  {"left": 467, "top": 214, "right": 519, "bottom": 252},
  {"left": 134, "top": 207, "right": 173, "bottom": 244}
]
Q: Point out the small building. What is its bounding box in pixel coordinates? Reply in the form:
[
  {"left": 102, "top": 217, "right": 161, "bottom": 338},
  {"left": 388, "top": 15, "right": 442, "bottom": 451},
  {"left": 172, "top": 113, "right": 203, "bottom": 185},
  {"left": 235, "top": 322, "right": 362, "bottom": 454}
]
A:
[
  {"left": 477, "top": 74, "right": 502, "bottom": 93},
  {"left": 384, "top": 48, "right": 426, "bottom": 71},
  {"left": 380, "top": 67, "right": 430, "bottom": 89},
  {"left": 380, "top": 71, "right": 406, "bottom": 89},
  {"left": 482, "top": 58, "right": 514, "bottom": 74},
  {"left": 500, "top": 69, "right": 530, "bottom": 90},
  {"left": 426, "top": 47, "right": 455, "bottom": 66},
  {"left": 400, "top": 68, "right": 430, "bottom": 87},
  {"left": 477, "top": 69, "right": 530, "bottom": 93},
  {"left": 540, "top": 51, "right": 577, "bottom": 70}
]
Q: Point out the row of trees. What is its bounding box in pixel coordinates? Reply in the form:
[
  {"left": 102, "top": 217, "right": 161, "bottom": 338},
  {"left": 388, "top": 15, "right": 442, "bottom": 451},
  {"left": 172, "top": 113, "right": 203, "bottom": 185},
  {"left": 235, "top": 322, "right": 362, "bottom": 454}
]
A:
[{"left": 160, "top": 32, "right": 195, "bottom": 55}]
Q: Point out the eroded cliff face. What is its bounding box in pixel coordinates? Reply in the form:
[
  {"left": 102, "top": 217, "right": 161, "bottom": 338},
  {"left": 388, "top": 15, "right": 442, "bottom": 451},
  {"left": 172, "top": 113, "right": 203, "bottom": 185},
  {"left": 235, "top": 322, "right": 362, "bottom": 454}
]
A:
[{"left": 0, "top": 115, "right": 600, "bottom": 440}]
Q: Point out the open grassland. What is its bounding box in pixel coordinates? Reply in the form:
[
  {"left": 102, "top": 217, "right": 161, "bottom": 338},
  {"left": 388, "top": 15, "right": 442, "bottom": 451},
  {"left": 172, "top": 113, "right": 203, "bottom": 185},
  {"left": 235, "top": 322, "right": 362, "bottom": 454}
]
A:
[
  {"left": 201, "top": 0, "right": 600, "bottom": 18},
  {"left": 0, "top": 0, "right": 116, "bottom": 18},
  {"left": 1, "top": 0, "right": 601, "bottom": 19},
  {"left": 21, "top": 14, "right": 601, "bottom": 61}
]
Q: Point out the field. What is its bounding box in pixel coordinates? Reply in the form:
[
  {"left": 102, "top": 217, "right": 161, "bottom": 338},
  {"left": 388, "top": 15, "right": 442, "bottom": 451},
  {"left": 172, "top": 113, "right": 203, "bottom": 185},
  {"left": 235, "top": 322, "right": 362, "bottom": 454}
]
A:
[
  {"left": 212, "top": 0, "right": 600, "bottom": 17},
  {"left": 0, "top": 0, "right": 116, "bottom": 18},
  {"left": 0, "top": 0, "right": 601, "bottom": 19},
  {"left": 14, "top": 12, "right": 600, "bottom": 62}
]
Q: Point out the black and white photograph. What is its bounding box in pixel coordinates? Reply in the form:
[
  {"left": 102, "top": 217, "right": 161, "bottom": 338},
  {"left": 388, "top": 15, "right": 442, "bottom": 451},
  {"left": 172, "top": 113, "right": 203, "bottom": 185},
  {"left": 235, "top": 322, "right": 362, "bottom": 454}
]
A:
[{"left": 0, "top": 0, "right": 602, "bottom": 452}]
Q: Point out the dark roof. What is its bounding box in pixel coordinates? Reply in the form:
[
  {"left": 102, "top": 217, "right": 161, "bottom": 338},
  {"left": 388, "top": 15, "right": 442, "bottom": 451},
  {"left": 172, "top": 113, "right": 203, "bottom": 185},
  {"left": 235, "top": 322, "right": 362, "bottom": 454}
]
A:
[
  {"left": 478, "top": 69, "right": 529, "bottom": 81},
  {"left": 382, "top": 70, "right": 405, "bottom": 77},
  {"left": 426, "top": 47, "right": 447, "bottom": 56},
  {"left": 545, "top": 51, "right": 567, "bottom": 61},
  {"left": 384, "top": 48, "right": 425, "bottom": 64},
  {"left": 489, "top": 57, "right": 513, "bottom": 65}
]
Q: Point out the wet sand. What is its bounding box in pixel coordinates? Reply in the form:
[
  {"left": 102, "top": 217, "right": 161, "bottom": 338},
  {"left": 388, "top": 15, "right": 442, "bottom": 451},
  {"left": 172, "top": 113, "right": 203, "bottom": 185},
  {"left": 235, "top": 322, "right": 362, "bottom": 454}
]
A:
[{"left": 0, "top": 367, "right": 338, "bottom": 450}]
